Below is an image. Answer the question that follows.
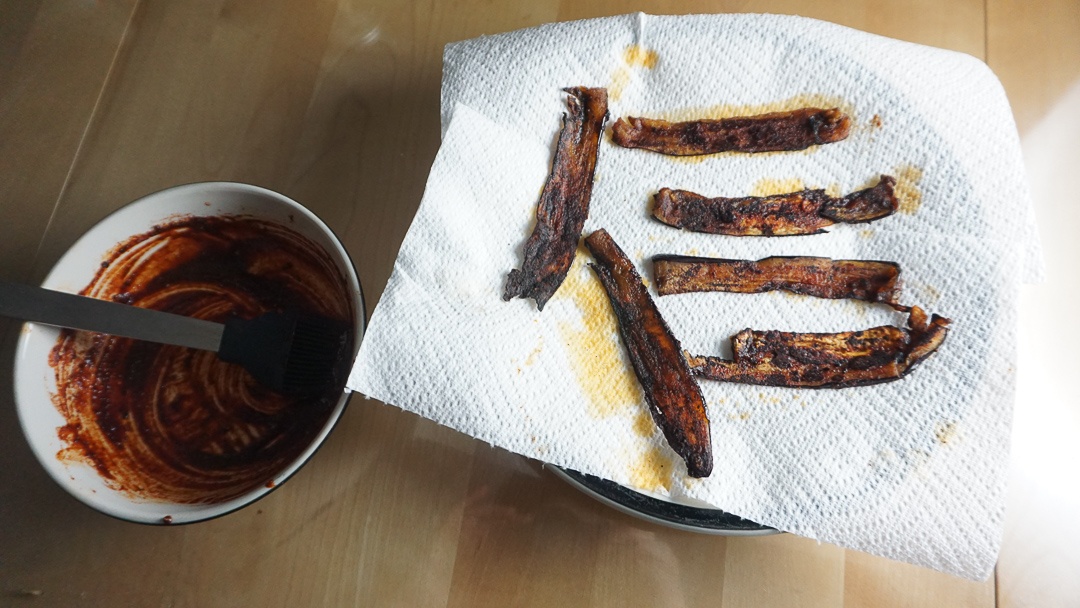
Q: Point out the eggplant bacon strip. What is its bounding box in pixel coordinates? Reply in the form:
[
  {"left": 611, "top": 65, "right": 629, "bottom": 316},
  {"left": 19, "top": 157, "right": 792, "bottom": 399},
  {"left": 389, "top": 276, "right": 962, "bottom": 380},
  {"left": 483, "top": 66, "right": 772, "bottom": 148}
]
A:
[
  {"left": 504, "top": 87, "right": 609, "bottom": 311},
  {"left": 653, "top": 176, "right": 897, "bottom": 236},
  {"left": 585, "top": 229, "right": 713, "bottom": 478},
  {"left": 653, "top": 255, "right": 902, "bottom": 308},
  {"left": 611, "top": 107, "right": 851, "bottom": 156},
  {"left": 685, "top": 306, "right": 951, "bottom": 389}
]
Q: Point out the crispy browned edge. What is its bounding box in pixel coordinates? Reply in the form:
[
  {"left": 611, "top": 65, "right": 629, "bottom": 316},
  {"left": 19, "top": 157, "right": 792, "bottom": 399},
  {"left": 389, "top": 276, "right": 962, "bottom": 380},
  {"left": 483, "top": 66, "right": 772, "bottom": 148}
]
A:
[
  {"left": 652, "top": 176, "right": 897, "bottom": 236},
  {"left": 652, "top": 255, "right": 902, "bottom": 307},
  {"left": 503, "top": 87, "right": 608, "bottom": 310},
  {"left": 685, "top": 306, "right": 951, "bottom": 388},
  {"left": 584, "top": 229, "right": 713, "bottom": 478},
  {"left": 822, "top": 175, "right": 898, "bottom": 223},
  {"left": 611, "top": 107, "right": 851, "bottom": 156}
]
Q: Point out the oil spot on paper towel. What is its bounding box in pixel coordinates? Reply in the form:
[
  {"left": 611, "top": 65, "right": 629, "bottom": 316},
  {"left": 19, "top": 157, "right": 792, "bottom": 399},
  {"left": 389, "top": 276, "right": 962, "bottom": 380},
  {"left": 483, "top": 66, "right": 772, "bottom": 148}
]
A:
[
  {"left": 525, "top": 338, "right": 543, "bottom": 366},
  {"left": 555, "top": 248, "right": 644, "bottom": 420},
  {"left": 629, "top": 442, "right": 675, "bottom": 493},
  {"left": 750, "top": 178, "right": 840, "bottom": 198},
  {"left": 512, "top": 337, "right": 545, "bottom": 375},
  {"left": 610, "top": 44, "right": 659, "bottom": 101},
  {"left": 918, "top": 283, "right": 942, "bottom": 306},
  {"left": 629, "top": 410, "right": 675, "bottom": 493},
  {"left": 909, "top": 449, "right": 932, "bottom": 479},
  {"left": 935, "top": 420, "right": 959, "bottom": 445},
  {"left": 750, "top": 178, "right": 804, "bottom": 197},
  {"left": 633, "top": 410, "right": 655, "bottom": 438},
  {"left": 624, "top": 44, "right": 659, "bottom": 69},
  {"left": 860, "top": 113, "right": 885, "bottom": 140},
  {"left": 894, "top": 164, "right": 924, "bottom": 215}
]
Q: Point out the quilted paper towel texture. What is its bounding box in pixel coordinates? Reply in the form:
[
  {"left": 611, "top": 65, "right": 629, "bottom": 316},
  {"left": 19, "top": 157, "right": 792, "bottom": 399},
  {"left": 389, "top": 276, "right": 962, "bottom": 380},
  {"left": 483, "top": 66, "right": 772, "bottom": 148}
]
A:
[{"left": 351, "top": 14, "right": 1034, "bottom": 579}]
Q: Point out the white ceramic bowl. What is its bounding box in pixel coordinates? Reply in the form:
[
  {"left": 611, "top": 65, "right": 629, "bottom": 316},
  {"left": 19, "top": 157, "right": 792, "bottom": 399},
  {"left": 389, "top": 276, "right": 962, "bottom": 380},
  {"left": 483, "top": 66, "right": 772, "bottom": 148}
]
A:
[{"left": 13, "top": 182, "right": 364, "bottom": 524}]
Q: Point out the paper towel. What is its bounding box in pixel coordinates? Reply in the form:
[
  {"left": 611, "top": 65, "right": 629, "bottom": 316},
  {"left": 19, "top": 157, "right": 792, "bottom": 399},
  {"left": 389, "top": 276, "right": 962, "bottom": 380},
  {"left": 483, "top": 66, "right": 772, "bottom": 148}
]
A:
[{"left": 350, "top": 13, "right": 1037, "bottom": 579}]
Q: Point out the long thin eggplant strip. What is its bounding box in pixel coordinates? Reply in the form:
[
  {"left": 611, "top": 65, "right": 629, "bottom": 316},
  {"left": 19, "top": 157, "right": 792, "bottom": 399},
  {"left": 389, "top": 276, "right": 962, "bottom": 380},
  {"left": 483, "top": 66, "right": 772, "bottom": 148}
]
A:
[
  {"left": 653, "top": 255, "right": 902, "bottom": 307},
  {"left": 685, "top": 307, "right": 950, "bottom": 388},
  {"left": 611, "top": 107, "right": 851, "bottom": 156},
  {"left": 653, "top": 176, "right": 897, "bottom": 236},
  {"left": 504, "top": 87, "right": 608, "bottom": 311},
  {"left": 584, "top": 229, "right": 713, "bottom": 478}
]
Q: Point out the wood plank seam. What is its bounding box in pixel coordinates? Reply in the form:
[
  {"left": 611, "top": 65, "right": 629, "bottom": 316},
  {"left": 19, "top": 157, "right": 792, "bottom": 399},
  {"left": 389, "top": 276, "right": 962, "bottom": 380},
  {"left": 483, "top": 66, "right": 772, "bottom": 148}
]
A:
[{"left": 29, "top": 0, "right": 145, "bottom": 279}]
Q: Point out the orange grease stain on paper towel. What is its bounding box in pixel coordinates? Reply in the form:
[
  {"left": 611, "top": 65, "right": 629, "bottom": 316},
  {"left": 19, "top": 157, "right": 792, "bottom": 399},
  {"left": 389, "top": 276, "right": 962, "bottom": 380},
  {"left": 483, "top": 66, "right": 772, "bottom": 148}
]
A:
[
  {"left": 555, "top": 248, "right": 643, "bottom": 419},
  {"left": 894, "top": 164, "right": 924, "bottom": 215},
  {"left": 610, "top": 45, "right": 659, "bottom": 101},
  {"left": 935, "top": 420, "right": 959, "bottom": 445},
  {"left": 629, "top": 443, "right": 675, "bottom": 493},
  {"left": 555, "top": 248, "right": 673, "bottom": 493},
  {"left": 631, "top": 402, "right": 675, "bottom": 493},
  {"left": 750, "top": 178, "right": 841, "bottom": 198},
  {"left": 750, "top": 178, "right": 805, "bottom": 196}
]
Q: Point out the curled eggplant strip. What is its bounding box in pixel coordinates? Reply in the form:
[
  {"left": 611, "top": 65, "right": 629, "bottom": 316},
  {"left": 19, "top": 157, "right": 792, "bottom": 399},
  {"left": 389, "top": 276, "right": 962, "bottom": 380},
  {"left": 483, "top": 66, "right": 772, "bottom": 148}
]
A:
[
  {"left": 611, "top": 107, "right": 851, "bottom": 156},
  {"left": 653, "top": 176, "right": 897, "bottom": 236},
  {"left": 653, "top": 255, "right": 902, "bottom": 308},
  {"left": 503, "top": 87, "right": 608, "bottom": 311},
  {"left": 685, "top": 306, "right": 950, "bottom": 388},
  {"left": 585, "top": 229, "right": 713, "bottom": 478}
]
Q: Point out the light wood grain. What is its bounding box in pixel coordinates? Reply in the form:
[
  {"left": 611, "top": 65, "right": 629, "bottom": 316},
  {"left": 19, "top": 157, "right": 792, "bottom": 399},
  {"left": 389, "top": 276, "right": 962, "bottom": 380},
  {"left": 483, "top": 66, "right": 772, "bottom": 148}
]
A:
[
  {"left": 843, "top": 549, "right": 996, "bottom": 608},
  {"left": 988, "top": 3, "right": 1080, "bottom": 607},
  {"left": 1, "top": 0, "right": 1077, "bottom": 606},
  {"left": 723, "top": 535, "right": 845, "bottom": 607},
  {"left": 0, "top": 0, "right": 137, "bottom": 282},
  {"left": 988, "top": 0, "right": 1080, "bottom": 133}
]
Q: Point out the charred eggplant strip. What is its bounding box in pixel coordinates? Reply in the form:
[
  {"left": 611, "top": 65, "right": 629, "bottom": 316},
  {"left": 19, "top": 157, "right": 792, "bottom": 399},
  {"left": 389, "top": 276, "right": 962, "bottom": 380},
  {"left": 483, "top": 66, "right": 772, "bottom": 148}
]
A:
[
  {"left": 504, "top": 87, "right": 608, "bottom": 310},
  {"left": 903, "top": 306, "right": 950, "bottom": 371},
  {"left": 654, "top": 187, "right": 831, "bottom": 236},
  {"left": 611, "top": 108, "right": 851, "bottom": 156},
  {"left": 820, "top": 176, "right": 899, "bottom": 223},
  {"left": 653, "top": 255, "right": 902, "bottom": 307},
  {"left": 585, "top": 229, "right": 713, "bottom": 478},
  {"left": 652, "top": 176, "right": 897, "bottom": 236},
  {"left": 685, "top": 307, "right": 950, "bottom": 388}
]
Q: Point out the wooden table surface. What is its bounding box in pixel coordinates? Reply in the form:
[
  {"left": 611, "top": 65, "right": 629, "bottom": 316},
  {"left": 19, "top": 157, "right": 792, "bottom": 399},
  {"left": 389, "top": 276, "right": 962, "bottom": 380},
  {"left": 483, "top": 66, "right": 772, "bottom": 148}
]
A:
[{"left": 2, "top": 1, "right": 1078, "bottom": 606}]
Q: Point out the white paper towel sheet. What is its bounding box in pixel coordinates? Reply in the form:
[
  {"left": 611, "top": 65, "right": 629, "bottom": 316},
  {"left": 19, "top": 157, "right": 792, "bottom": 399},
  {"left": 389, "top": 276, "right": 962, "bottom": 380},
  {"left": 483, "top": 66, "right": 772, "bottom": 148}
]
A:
[{"left": 350, "top": 13, "right": 1038, "bottom": 579}]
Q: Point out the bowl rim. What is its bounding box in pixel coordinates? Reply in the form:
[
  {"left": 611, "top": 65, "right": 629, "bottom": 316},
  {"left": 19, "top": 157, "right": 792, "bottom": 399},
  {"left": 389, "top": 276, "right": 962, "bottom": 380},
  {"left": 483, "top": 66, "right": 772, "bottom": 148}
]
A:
[{"left": 13, "top": 181, "right": 367, "bottom": 524}]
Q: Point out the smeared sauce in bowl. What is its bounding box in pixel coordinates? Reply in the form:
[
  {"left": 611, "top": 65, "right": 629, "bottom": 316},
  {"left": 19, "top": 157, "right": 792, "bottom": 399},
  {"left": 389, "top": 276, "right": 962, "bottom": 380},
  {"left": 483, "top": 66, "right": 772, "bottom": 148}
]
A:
[{"left": 48, "top": 215, "right": 354, "bottom": 505}]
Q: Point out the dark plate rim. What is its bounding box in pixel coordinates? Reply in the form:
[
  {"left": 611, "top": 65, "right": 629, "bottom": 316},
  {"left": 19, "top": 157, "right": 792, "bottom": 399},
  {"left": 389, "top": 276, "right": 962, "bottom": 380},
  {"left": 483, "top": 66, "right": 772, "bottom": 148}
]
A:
[{"left": 550, "top": 466, "right": 779, "bottom": 536}]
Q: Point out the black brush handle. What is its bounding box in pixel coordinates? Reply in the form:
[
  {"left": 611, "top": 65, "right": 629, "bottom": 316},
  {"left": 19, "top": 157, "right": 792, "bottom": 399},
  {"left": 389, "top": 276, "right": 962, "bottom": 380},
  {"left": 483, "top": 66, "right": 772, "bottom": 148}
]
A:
[
  {"left": 0, "top": 280, "right": 224, "bottom": 351},
  {"left": 217, "top": 313, "right": 294, "bottom": 391}
]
